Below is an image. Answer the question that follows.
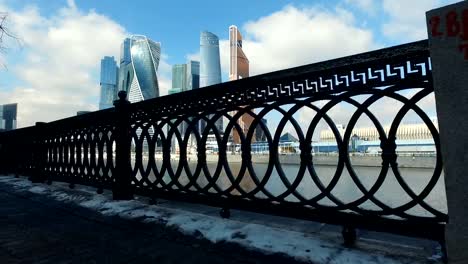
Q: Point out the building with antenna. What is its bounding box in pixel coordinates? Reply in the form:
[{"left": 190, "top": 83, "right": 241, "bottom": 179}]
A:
[{"left": 229, "top": 25, "right": 255, "bottom": 144}]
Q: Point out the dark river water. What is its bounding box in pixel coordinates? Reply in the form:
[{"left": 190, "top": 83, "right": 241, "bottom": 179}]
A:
[{"left": 133, "top": 157, "right": 447, "bottom": 218}]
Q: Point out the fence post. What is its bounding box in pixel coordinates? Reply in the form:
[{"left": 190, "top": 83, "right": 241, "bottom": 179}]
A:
[
  {"left": 427, "top": 2, "right": 468, "bottom": 263},
  {"left": 0, "top": 132, "right": 7, "bottom": 175},
  {"left": 0, "top": 132, "right": 17, "bottom": 176},
  {"left": 30, "top": 122, "right": 47, "bottom": 183},
  {"left": 12, "top": 131, "right": 20, "bottom": 178},
  {"left": 112, "top": 91, "right": 133, "bottom": 200}
]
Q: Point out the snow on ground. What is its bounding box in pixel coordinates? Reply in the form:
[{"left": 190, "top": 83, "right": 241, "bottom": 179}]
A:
[{"left": 0, "top": 175, "right": 438, "bottom": 264}]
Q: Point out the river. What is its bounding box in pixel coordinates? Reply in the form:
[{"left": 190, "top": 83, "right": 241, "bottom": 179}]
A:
[{"left": 132, "top": 155, "right": 447, "bottom": 218}]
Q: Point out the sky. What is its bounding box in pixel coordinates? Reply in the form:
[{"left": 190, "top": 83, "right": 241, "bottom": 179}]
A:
[{"left": 0, "top": 0, "right": 459, "bottom": 128}]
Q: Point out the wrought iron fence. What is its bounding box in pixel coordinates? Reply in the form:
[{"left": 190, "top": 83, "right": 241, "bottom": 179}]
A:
[{"left": 0, "top": 40, "right": 447, "bottom": 250}]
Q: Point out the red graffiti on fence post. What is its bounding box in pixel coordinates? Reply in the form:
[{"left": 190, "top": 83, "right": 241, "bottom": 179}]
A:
[
  {"left": 446, "top": 11, "right": 461, "bottom": 37},
  {"left": 430, "top": 16, "right": 444, "bottom": 37},
  {"left": 429, "top": 8, "right": 468, "bottom": 60},
  {"left": 462, "top": 9, "right": 468, "bottom": 40}
]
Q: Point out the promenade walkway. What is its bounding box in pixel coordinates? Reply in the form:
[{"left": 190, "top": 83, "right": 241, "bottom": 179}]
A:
[
  {"left": 0, "top": 175, "right": 443, "bottom": 264},
  {"left": 0, "top": 181, "right": 298, "bottom": 263}
]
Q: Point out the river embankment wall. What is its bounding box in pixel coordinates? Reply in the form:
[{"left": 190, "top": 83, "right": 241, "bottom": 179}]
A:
[{"left": 197, "top": 154, "right": 437, "bottom": 169}]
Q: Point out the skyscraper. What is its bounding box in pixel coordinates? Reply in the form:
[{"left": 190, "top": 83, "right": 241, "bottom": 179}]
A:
[
  {"left": 99, "top": 56, "right": 118, "bottom": 110},
  {"left": 229, "top": 25, "right": 254, "bottom": 143},
  {"left": 200, "top": 31, "right": 222, "bottom": 133},
  {"left": 187, "top": 60, "right": 200, "bottom": 91},
  {"left": 120, "top": 38, "right": 132, "bottom": 65},
  {"left": 170, "top": 64, "right": 188, "bottom": 94},
  {"left": 168, "top": 61, "right": 200, "bottom": 153},
  {"left": 169, "top": 61, "right": 200, "bottom": 93},
  {"left": 118, "top": 38, "right": 132, "bottom": 99},
  {"left": 256, "top": 118, "right": 268, "bottom": 142},
  {"left": 0, "top": 103, "right": 17, "bottom": 132},
  {"left": 117, "top": 35, "right": 161, "bottom": 152},
  {"left": 118, "top": 35, "right": 161, "bottom": 103},
  {"left": 229, "top": 25, "right": 249, "bottom": 80}
]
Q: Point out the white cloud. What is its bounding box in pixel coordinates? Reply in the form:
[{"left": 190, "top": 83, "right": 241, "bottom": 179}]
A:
[
  {"left": 381, "top": 0, "right": 460, "bottom": 41},
  {"left": 0, "top": 1, "right": 126, "bottom": 127},
  {"left": 219, "top": 5, "right": 377, "bottom": 77},
  {"left": 157, "top": 53, "right": 172, "bottom": 96},
  {"left": 186, "top": 52, "right": 200, "bottom": 62},
  {"left": 0, "top": 1, "right": 172, "bottom": 127},
  {"left": 66, "top": 0, "right": 77, "bottom": 10}
]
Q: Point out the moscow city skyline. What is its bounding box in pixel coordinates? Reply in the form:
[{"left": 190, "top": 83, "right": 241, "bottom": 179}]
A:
[{"left": 0, "top": 0, "right": 458, "bottom": 128}]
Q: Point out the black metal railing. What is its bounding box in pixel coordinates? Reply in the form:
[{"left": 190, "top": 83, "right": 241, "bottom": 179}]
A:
[{"left": 0, "top": 40, "right": 447, "bottom": 249}]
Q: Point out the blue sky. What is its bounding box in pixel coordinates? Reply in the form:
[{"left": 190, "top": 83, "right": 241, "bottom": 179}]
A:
[
  {"left": 3, "top": 0, "right": 390, "bottom": 66},
  {"left": 0, "top": 0, "right": 458, "bottom": 127},
  {"left": 5, "top": 0, "right": 360, "bottom": 64}
]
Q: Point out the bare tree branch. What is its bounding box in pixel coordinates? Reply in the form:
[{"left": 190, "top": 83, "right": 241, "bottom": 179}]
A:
[{"left": 0, "top": 12, "right": 22, "bottom": 69}]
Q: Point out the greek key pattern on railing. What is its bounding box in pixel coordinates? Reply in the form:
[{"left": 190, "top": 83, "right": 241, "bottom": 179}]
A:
[{"left": 258, "top": 58, "right": 431, "bottom": 96}]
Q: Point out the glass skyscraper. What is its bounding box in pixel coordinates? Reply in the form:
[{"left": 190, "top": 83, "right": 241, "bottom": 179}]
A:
[
  {"left": 0, "top": 103, "right": 17, "bottom": 131},
  {"left": 118, "top": 38, "right": 131, "bottom": 98},
  {"left": 200, "top": 31, "right": 222, "bottom": 133},
  {"left": 118, "top": 35, "right": 161, "bottom": 103},
  {"left": 120, "top": 38, "right": 132, "bottom": 65},
  {"left": 187, "top": 60, "right": 200, "bottom": 91},
  {"left": 169, "top": 61, "right": 200, "bottom": 94},
  {"left": 168, "top": 61, "right": 200, "bottom": 153},
  {"left": 229, "top": 25, "right": 255, "bottom": 143},
  {"left": 200, "top": 31, "right": 222, "bottom": 87},
  {"left": 99, "top": 56, "right": 118, "bottom": 110},
  {"left": 170, "top": 64, "right": 188, "bottom": 94}
]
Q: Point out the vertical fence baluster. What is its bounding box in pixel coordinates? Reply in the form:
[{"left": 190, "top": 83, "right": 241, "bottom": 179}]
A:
[
  {"left": 30, "top": 122, "right": 47, "bottom": 183},
  {"left": 12, "top": 132, "right": 20, "bottom": 178},
  {"left": 342, "top": 225, "right": 357, "bottom": 247}
]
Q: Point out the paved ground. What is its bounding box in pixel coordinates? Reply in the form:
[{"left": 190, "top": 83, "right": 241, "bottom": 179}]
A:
[{"left": 0, "top": 185, "right": 304, "bottom": 264}]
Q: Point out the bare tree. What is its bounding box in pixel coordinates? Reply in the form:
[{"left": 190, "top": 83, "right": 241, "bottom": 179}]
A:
[{"left": 0, "top": 12, "right": 20, "bottom": 68}]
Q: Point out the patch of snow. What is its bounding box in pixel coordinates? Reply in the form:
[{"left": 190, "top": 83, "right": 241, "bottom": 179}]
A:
[
  {"left": 0, "top": 176, "right": 33, "bottom": 187},
  {"left": 28, "top": 186, "right": 47, "bottom": 194},
  {"left": 168, "top": 212, "right": 244, "bottom": 242},
  {"left": 98, "top": 200, "right": 143, "bottom": 215},
  {"left": 122, "top": 208, "right": 163, "bottom": 219},
  {"left": 79, "top": 196, "right": 108, "bottom": 208},
  {"left": 50, "top": 191, "right": 87, "bottom": 203}
]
